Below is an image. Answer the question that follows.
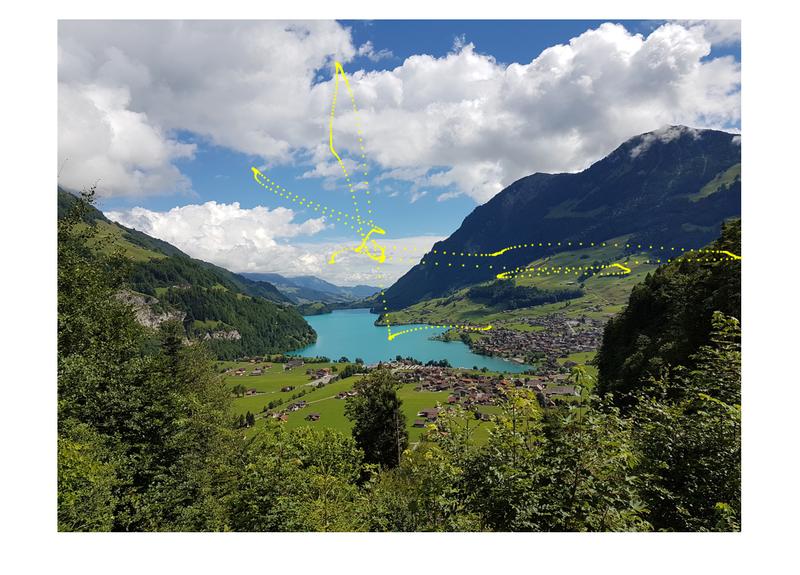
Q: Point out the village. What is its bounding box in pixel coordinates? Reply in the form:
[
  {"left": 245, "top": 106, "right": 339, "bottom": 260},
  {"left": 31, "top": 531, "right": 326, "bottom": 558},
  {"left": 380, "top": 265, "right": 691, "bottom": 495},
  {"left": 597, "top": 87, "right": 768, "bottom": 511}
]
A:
[
  {"left": 468, "top": 313, "right": 605, "bottom": 366},
  {"left": 227, "top": 313, "right": 599, "bottom": 429},
  {"left": 262, "top": 360, "right": 583, "bottom": 427}
]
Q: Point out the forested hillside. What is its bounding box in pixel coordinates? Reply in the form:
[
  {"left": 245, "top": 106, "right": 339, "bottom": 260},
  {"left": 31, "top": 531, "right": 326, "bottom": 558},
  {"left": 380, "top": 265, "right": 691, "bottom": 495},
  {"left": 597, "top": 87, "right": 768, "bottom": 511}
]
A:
[
  {"left": 58, "top": 189, "right": 315, "bottom": 358},
  {"left": 595, "top": 219, "right": 741, "bottom": 402}
]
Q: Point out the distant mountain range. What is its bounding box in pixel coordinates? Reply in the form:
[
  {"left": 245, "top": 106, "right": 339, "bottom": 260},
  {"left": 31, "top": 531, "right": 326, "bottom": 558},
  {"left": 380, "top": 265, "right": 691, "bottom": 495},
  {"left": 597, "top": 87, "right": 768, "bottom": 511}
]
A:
[
  {"left": 241, "top": 272, "right": 380, "bottom": 304},
  {"left": 381, "top": 126, "right": 741, "bottom": 310}
]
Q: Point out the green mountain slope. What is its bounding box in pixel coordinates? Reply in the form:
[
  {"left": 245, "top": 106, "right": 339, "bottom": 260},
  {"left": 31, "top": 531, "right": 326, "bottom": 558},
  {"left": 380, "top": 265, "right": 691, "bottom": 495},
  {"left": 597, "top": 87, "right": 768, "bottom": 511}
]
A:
[
  {"left": 381, "top": 126, "right": 741, "bottom": 310},
  {"left": 379, "top": 235, "right": 663, "bottom": 328},
  {"left": 58, "top": 189, "right": 315, "bottom": 358}
]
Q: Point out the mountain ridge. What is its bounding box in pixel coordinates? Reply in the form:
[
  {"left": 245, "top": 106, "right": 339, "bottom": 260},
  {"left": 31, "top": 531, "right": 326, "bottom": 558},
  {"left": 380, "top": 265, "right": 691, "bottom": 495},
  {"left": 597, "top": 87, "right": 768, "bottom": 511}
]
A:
[
  {"left": 381, "top": 125, "right": 741, "bottom": 310},
  {"left": 241, "top": 272, "right": 380, "bottom": 304}
]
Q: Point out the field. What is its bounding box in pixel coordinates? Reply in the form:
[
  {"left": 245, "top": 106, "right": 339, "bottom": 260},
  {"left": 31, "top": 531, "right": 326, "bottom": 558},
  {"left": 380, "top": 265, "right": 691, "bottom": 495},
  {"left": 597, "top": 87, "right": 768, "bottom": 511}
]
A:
[
  {"left": 221, "top": 360, "right": 546, "bottom": 444},
  {"left": 383, "top": 238, "right": 661, "bottom": 327}
]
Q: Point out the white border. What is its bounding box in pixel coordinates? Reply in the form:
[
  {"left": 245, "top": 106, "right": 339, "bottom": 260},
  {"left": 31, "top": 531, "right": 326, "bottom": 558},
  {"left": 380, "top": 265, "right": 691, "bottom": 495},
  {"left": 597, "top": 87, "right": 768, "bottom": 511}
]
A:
[{"left": 2, "top": 1, "right": 798, "bottom": 573}]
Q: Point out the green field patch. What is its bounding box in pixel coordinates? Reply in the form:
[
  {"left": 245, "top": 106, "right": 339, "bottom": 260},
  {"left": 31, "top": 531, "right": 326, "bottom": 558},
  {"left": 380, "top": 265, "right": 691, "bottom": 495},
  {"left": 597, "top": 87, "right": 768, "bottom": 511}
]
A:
[
  {"left": 83, "top": 220, "right": 165, "bottom": 262},
  {"left": 689, "top": 163, "right": 740, "bottom": 202}
]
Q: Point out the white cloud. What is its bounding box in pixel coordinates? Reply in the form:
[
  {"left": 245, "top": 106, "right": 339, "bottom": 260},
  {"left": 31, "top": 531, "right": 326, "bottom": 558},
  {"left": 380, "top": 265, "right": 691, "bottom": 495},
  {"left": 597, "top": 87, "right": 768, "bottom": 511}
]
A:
[
  {"left": 59, "top": 20, "right": 355, "bottom": 197},
  {"left": 322, "top": 22, "right": 740, "bottom": 202},
  {"left": 60, "top": 20, "right": 740, "bottom": 204},
  {"left": 629, "top": 125, "right": 700, "bottom": 158},
  {"left": 682, "top": 20, "right": 741, "bottom": 46},
  {"left": 58, "top": 83, "right": 195, "bottom": 196},
  {"left": 105, "top": 202, "right": 442, "bottom": 285},
  {"left": 106, "top": 201, "right": 326, "bottom": 270},
  {"left": 357, "top": 41, "right": 393, "bottom": 62}
]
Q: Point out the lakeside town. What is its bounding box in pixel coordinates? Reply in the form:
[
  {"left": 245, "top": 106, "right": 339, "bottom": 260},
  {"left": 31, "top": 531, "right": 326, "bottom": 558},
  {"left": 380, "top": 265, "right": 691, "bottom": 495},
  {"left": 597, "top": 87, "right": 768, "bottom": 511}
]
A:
[
  {"left": 222, "top": 311, "right": 599, "bottom": 427},
  {"left": 467, "top": 313, "right": 605, "bottom": 365}
]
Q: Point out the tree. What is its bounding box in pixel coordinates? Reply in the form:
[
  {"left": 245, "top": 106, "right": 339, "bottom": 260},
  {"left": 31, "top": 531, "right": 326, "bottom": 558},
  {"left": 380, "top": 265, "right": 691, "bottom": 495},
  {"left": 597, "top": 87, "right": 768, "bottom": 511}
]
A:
[
  {"left": 344, "top": 369, "right": 408, "bottom": 468},
  {"left": 364, "top": 443, "right": 480, "bottom": 532},
  {"left": 596, "top": 220, "right": 741, "bottom": 405},
  {"left": 229, "top": 423, "right": 366, "bottom": 531},
  {"left": 631, "top": 313, "right": 741, "bottom": 531},
  {"left": 58, "top": 189, "right": 238, "bottom": 531}
]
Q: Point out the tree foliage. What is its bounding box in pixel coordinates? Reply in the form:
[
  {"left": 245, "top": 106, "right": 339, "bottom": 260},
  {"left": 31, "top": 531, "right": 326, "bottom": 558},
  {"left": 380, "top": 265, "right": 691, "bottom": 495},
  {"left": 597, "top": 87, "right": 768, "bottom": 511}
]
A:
[
  {"left": 344, "top": 369, "right": 408, "bottom": 468},
  {"left": 596, "top": 219, "right": 740, "bottom": 403},
  {"left": 57, "top": 192, "right": 740, "bottom": 532}
]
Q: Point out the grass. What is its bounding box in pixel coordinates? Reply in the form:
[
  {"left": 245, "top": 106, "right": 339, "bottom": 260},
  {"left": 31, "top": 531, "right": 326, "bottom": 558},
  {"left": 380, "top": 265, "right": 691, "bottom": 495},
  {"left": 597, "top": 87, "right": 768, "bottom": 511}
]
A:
[
  {"left": 225, "top": 361, "right": 516, "bottom": 444},
  {"left": 386, "top": 238, "right": 659, "bottom": 328},
  {"left": 83, "top": 220, "right": 165, "bottom": 262},
  {"left": 689, "top": 163, "right": 740, "bottom": 203},
  {"left": 545, "top": 198, "right": 608, "bottom": 219}
]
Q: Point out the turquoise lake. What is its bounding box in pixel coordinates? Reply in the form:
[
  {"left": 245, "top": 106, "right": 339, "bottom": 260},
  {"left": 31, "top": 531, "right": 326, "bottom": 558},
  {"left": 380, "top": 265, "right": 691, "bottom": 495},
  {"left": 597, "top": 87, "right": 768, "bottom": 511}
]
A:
[{"left": 291, "top": 308, "right": 532, "bottom": 373}]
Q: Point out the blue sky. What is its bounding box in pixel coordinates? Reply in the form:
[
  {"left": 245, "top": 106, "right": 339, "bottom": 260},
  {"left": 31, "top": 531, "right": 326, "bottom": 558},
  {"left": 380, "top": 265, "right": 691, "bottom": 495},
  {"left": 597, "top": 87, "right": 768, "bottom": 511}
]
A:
[
  {"left": 59, "top": 20, "right": 740, "bottom": 284},
  {"left": 101, "top": 20, "right": 710, "bottom": 233}
]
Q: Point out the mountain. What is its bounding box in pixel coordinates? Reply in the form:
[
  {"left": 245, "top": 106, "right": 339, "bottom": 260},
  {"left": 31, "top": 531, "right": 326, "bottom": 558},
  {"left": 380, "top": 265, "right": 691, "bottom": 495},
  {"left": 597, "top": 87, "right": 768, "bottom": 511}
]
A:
[
  {"left": 58, "top": 189, "right": 315, "bottom": 358},
  {"left": 241, "top": 272, "right": 380, "bottom": 304},
  {"left": 381, "top": 126, "right": 741, "bottom": 310},
  {"left": 287, "top": 275, "right": 381, "bottom": 300}
]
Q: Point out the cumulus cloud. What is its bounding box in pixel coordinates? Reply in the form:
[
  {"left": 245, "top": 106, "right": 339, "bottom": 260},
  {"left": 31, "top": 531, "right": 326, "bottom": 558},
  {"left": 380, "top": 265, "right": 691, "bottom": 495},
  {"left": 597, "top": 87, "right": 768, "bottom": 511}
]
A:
[
  {"left": 106, "top": 201, "right": 326, "bottom": 269},
  {"left": 105, "top": 202, "right": 441, "bottom": 285},
  {"left": 60, "top": 20, "right": 740, "bottom": 203},
  {"left": 321, "top": 22, "right": 741, "bottom": 202},
  {"left": 59, "top": 20, "right": 354, "bottom": 196},
  {"left": 682, "top": 20, "right": 741, "bottom": 46},
  {"left": 58, "top": 83, "right": 196, "bottom": 196}
]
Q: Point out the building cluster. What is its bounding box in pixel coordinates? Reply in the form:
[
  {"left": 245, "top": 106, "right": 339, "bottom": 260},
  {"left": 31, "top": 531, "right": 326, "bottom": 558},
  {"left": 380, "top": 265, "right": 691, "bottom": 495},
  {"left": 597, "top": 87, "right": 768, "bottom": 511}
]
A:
[
  {"left": 393, "top": 363, "right": 582, "bottom": 421},
  {"left": 470, "top": 313, "right": 604, "bottom": 364},
  {"left": 226, "top": 364, "right": 271, "bottom": 377}
]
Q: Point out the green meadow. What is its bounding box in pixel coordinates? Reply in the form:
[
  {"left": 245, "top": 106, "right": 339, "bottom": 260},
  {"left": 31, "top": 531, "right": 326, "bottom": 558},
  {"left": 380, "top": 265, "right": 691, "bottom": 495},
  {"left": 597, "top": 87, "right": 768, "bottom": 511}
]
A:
[{"left": 220, "top": 360, "right": 561, "bottom": 444}]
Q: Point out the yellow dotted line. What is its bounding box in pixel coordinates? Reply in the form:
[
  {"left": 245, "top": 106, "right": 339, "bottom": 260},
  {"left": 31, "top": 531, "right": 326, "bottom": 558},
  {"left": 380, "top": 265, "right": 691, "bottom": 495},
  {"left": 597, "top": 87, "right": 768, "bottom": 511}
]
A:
[
  {"left": 251, "top": 167, "right": 377, "bottom": 235},
  {"left": 429, "top": 242, "right": 739, "bottom": 258},
  {"left": 387, "top": 323, "right": 492, "bottom": 341},
  {"left": 496, "top": 256, "right": 738, "bottom": 280},
  {"left": 330, "top": 62, "right": 374, "bottom": 236}
]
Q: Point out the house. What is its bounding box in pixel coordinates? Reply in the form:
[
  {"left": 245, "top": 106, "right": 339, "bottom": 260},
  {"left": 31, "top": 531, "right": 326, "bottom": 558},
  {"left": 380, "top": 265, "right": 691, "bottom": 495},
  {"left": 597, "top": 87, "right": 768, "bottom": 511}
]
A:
[
  {"left": 249, "top": 369, "right": 263, "bottom": 376},
  {"left": 447, "top": 395, "right": 458, "bottom": 404},
  {"left": 417, "top": 408, "right": 440, "bottom": 420},
  {"left": 305, "top": 413, "right": 320, "bottom": 421},
  {"left": 280, "top": 386, "right": 295, "bottom": 392},
  {"left": 545, "top": 385, "right": 580, "bottom": 397},
  {"left": 412, "top": 419, "right": 426, "bottom": 428},
  {"left": 284, "top": 359, "right": 304, "bottom": 371},
  {"left": 245, "top": 388, "right": 257, "bottom": 396}
]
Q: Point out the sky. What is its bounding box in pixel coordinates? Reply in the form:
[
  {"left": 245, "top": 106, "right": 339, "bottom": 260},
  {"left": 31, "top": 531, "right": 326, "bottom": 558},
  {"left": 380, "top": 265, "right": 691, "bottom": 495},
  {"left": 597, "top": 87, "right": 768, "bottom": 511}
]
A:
[{"left": 57, "top": 19, "right": 741, "bottom": 286}]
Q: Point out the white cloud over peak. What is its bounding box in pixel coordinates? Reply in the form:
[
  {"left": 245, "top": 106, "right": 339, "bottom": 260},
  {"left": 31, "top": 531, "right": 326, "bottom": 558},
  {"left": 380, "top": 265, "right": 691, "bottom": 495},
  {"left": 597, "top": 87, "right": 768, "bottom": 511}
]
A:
[
  {"left": 327, "top": 22, "right": 740, "bottom": 202},
  {"left": 105, "top": 202, "right": 442, "bottom": 285},
  {"left": 60, "top": 20, "right": 740, "bottom": 204}
]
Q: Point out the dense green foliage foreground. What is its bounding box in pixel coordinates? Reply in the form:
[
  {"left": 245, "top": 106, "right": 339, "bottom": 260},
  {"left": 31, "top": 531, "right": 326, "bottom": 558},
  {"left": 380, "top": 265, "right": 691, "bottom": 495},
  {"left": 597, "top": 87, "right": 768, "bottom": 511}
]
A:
[{"left": 58, "top": 194, "right": 740, "bottom": 532}]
